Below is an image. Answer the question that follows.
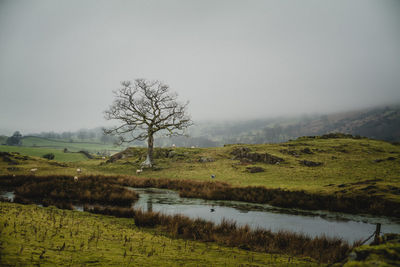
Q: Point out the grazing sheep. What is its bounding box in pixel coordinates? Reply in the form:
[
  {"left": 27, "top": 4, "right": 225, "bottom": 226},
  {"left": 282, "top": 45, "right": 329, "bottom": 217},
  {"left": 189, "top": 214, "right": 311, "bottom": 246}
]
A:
[
  {"left": 30, "top": 168, "right": 38, "bottom": 173},
  {"left": 172, "top": 144, "right": 176, "bottom": 148},
  {"left": 102, "top": 156, "right": 106, "bottom": 160},
  {"left": 76, "top": 168, "right": 81, "bottom": 173},
  {"left": 74, "top": 176, "right": 79, "bottom": 182},
  {"left": 191, "top": 146, "right": 195, "bottom": 149},
  {"left": 136, "top": 169, "right": 143, "bottom": 175}
]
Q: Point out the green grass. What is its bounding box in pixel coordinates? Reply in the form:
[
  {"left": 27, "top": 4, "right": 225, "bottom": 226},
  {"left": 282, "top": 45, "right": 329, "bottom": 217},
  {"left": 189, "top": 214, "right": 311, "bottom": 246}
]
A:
[
  {"left": 88, "top": 138, "right": 400, "bottom": 202},
  {"left": 0, "top": 201, "right": 318, "bottom": 266},
  {"left": 0, "top": 145, "right": 88, "bottom": 162},
  {"left": 342, "top": 236, "right": 400, "bottom": 266},
  {"left": 2, "top": 137, "right": 400, "bottom": 203},
  {"left": 21, "top": 136, "right": 122, "bottom": 154}
]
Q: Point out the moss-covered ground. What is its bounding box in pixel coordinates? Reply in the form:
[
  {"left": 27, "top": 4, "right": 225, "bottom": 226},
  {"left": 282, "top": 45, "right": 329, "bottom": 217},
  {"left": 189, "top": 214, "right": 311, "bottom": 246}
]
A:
[{"left": 0, "top": 201, "right": 318, "bottom": 266}]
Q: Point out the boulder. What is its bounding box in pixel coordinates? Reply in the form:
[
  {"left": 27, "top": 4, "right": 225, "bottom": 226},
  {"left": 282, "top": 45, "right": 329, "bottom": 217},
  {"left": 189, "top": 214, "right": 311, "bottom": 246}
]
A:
[{"left": 300, "top": 160, "right": 323, "bottom": 167}]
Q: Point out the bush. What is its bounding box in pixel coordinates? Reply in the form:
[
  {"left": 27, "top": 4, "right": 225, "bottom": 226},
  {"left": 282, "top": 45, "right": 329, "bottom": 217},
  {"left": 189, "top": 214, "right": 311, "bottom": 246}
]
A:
[{"left": 42, "top": 153, "right": 55, "bottom": 160}]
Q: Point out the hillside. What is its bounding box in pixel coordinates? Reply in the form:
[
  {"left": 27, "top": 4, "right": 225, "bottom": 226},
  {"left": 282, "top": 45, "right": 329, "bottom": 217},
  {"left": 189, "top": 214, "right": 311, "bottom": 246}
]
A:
[{"left": 155, "top": 104, "right": 400, "bottom": 147}]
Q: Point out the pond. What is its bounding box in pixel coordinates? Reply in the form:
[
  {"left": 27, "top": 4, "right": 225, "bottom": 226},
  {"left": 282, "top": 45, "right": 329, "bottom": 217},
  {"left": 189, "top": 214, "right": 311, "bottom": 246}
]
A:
[{"left": 129, "top": 187, "right": 400, "bottom": 244}]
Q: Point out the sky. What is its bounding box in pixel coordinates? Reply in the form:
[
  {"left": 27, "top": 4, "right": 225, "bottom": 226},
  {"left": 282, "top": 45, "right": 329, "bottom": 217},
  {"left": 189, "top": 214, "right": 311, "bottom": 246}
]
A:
[{"left": 0, "top": 0, "right": 400, "bottom": 134}]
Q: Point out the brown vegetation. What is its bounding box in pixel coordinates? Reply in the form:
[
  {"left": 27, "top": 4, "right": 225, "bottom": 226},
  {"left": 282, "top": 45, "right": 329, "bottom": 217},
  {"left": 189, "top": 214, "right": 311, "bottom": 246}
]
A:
[
  {"left": 115, "top": 176, "right": 400, "bottom": 217},
  {"left": 0, "top": 175, "right": 138, "bottom": 208},
  {"left": 87, "top": 205, "right": 354, "bottom": 263},
  {"left": 1, "top": 174, "right": 399, "bottom": 217}
]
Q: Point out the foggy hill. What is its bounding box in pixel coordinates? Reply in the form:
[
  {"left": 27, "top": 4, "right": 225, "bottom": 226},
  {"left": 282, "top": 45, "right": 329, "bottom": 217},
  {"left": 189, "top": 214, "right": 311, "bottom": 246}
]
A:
[
  {"left": 156, "top": 104, "right": 400, "bottom": 147},
  {"left": 6, "top": 104, "right": 400, "bottom": 148}
]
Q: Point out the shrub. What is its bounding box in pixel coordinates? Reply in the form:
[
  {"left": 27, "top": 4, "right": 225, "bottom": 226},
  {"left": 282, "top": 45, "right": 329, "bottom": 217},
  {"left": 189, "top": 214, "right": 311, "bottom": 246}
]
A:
[{"left": 42, "top": 153, "right": 55, "bottom": 160}]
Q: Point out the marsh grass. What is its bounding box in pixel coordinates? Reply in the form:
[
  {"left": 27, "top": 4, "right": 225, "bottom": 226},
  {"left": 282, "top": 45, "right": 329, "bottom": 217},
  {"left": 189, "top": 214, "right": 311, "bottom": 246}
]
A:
[
  {"left": 87, "top": 205, "right": 354, "bottom": 263},
  {"left": 0, "top": 201, "right": 320, "bottom": 266},
  {"left": 0, "top": 175, "right": 138, "bottom": 208},
  {"left": 2, "top": 174, "right": 399, "bottom": 216},
  {"left": 115, "top": 176, "right": 400, "bottom": 217}
]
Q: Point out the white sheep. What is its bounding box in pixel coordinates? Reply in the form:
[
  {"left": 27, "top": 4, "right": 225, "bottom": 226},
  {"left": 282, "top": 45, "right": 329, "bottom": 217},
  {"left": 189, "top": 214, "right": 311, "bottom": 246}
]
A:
[
  {"left": 76, "top": 168, "right": 81, "bottom": 173},
  {"left": 136, "top": 169, "right": 143, "bottom": 175},
  {"left": 74, "top": 176, "right": 79, "bottom": 182},
  {"left": 30, "top": 168, "right": 38, "bottom": 173},
  {"left": 172, "top": 144, "right": 176, "bottom": 148}
]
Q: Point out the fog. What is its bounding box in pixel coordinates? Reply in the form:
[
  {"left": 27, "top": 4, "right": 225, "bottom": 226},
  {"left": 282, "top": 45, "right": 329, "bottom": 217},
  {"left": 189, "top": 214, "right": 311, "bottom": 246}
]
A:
[{"left": 1, "top": 0, "right": 399, "bottom": 134}]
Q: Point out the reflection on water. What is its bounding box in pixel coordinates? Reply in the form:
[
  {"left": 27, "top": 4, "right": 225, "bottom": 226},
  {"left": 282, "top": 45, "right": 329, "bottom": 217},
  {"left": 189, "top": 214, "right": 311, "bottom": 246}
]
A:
[
  {"left": 130, "top": 187, "right": 400, "bottom": 244},
  {"left": 0, "top": 191, "right": 15, "bottom": 201}
]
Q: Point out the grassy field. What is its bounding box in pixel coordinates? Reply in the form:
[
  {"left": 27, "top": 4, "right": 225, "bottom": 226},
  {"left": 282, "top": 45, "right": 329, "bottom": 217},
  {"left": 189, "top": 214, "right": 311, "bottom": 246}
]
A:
[
  {"left": 20, "top": 136, "right": 122, "bottom": 153},
  {"left": 0, "top": 145, "right": 88, "bottom": 162},
  {"left": 0, "top": 201, "right": 318, "bottom": 266},
  {"left": 1, "top": 136, "right": 399, "bottom": 265},
  {"left": 1, "top": 136, "right": 400, "bottom": 203}
]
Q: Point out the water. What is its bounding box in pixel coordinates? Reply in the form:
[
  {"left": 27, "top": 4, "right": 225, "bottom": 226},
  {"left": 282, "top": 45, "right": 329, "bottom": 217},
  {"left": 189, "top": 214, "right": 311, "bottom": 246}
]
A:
[
  {"left": 0, "top": 191, "right": 15, "bottom": 201},
  {"left": 129, "top": 187, "right": 400, "bottom": 244},
  {"left": 2, "top": 188, "right": 399, "bottom": 244}
]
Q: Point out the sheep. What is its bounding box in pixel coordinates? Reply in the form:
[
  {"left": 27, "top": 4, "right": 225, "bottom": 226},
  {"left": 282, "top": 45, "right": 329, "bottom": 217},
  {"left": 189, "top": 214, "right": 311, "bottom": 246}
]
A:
[
  {"left": 76, "top": 168, "right": 81, "bottom": 173},
  {"left": 101, "top": 156, "right": 106, "bottom": 160},
  {"left": 136, "top": 169, "right": 143, "bottom": 175},
  {"left": 172, "top": 144, "right": 176, "bottom": 148},
  {"left": 74, "top": 176, "right": 79, "bottom": 182},
  {"left": 30, "top": 168, "right": 38, "bottom": 173}
]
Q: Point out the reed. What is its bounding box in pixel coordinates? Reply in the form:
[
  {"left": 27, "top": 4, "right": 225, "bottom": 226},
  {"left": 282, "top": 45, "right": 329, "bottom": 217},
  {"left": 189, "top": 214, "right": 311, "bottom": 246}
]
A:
[
  {"left": 87, "top": 205, "right": 353, "bottom": 263},
  {"left": 0, "top": 175, "right": 138, "bottom": 207}
]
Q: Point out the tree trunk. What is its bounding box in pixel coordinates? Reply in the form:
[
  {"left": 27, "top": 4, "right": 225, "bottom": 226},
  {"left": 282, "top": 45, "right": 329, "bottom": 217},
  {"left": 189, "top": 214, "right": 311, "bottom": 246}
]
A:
[{"left": 142, "top": 133, "right": 154, "bottom": 168}]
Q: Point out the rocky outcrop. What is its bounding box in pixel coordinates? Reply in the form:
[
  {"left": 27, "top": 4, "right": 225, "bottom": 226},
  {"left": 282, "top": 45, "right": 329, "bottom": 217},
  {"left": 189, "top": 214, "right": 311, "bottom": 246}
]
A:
[
  {"left": 231, "top": 147, "right": 284, "bottom": 164},
  {"left": 300, "top": 160, "right": 323, "bottom": 167}
]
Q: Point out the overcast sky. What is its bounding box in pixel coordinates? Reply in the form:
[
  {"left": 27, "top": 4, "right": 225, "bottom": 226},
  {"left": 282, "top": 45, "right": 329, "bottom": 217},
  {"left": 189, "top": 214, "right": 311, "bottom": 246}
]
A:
[{"left": 1, "top": 0, "right": 400, "bottom": 134}]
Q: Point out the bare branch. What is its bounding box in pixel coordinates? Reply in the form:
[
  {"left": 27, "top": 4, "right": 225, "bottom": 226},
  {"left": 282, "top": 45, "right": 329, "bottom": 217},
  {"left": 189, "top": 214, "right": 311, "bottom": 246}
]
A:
[{"left": 103, "top": 79, "right": 193, "bottom": 166}]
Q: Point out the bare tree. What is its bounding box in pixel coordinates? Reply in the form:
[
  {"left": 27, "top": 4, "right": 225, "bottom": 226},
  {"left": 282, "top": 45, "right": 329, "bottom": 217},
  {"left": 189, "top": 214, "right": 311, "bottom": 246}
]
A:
[{"left": 104, "top": 79, "right": 192, "bottom": 167}]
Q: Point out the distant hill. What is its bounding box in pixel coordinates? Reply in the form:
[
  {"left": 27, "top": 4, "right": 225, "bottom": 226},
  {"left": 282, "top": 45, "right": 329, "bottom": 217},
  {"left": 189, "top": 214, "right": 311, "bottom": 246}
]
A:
[{"left": 156, "top": 104, "right": 400, "bottom": 146}]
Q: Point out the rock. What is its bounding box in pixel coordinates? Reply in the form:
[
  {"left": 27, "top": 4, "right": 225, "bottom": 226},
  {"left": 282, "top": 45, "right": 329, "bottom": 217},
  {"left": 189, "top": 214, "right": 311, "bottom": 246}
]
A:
[
  {"left": 230, "top": 147, "right": 251, "bottom": 158},
  {"left": 167, "top": 150, "right": 176, "bottom": 158},
  {"left": 300, "top": 160, "right": 323, "bottom": 167},
  {"left": 198, "top": 157, "right": 215, "bottom": 163},
  {"left": 280, "top": 149, "right": 299, "bottom": 157},
  {"left": 246, "top": 166, "right": 265, "bottom": 173},
  {"left": 300, "top": 147, "right": 313, "bottom": 154},
  {"left": 231, "top": 147, "right": 284, "bottom": 164}
]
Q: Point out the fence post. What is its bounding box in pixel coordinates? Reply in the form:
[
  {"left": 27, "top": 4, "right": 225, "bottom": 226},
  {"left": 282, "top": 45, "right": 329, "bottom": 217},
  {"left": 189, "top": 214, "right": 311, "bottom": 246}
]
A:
[{"left": 373, "top": 223, "right": 381, "bottom": 244}]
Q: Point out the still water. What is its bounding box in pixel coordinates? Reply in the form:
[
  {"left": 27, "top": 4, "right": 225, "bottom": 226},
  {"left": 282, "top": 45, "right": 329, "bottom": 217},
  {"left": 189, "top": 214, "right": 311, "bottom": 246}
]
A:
[{"left": 130, "top": 187, "right": 400, "bottom": 244}]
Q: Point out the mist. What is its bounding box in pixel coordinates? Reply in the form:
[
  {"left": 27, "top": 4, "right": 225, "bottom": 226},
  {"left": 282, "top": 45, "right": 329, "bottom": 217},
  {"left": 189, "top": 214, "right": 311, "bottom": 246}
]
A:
[{"left": 1, "top": 0, "right": 399, "bottom": 134}]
